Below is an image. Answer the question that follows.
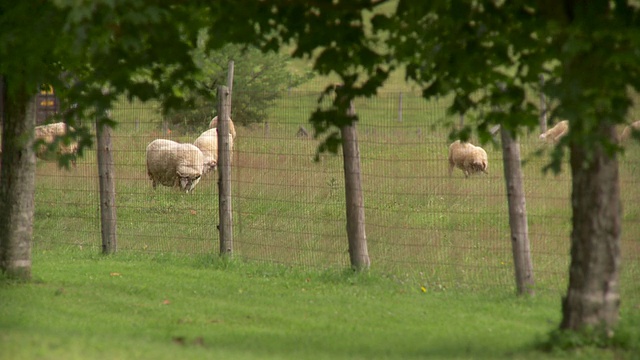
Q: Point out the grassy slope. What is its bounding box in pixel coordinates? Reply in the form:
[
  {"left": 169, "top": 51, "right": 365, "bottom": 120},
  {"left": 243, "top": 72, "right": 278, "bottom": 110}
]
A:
[{"left": 2, "top": 248, "right": 637, "bottom": 360}]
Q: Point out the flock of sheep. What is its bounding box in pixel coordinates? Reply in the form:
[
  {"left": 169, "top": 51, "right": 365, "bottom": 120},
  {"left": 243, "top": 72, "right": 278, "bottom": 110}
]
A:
[
  {"left": 145, "top": 116, "right": 237, "bottom": 193},
  {"left": 447, "top": 119, "right": 640, "bottom": 178},
  {"left": 24, "top": 117, "right": 640, "bottom": 184}
]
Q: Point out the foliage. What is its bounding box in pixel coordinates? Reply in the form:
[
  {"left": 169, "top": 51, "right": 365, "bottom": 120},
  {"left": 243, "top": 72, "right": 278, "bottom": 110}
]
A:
[
  {"left": 164, "top": 41, "right": 313, "bottom": 133},
  {"left": 204, "top": 0, "right": 396, "bottom": 145},
  {"left": 1, "top": 1, "right": 211, "bottom": 157},
  {"left": 371, "top": 0, "right": 640, "bottom": 171}
]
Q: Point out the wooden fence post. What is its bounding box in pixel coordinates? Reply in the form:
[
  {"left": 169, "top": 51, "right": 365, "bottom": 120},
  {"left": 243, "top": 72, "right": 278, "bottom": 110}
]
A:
[
  {"left": 227, "top": 60, "right": 234, "bottom": 101},
  {"left": 341, "top": 100, "right": 370, "bottom": 270},
  {"left": 500, "top": 127, "right": 534, "bottom": 295},
  {"left": 217, "top": 85, "right": 233, "bottom": 256},
  {"left": 96, "top": 116, "right": 117, "bottom": 254}
]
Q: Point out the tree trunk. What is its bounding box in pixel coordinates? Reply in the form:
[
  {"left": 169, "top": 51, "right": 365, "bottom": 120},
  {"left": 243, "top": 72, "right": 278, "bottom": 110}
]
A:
[
  {"left": 341, "top": 101, "right": 370, "bottom": 270},
  {"left": 561, "top": 122, "right": 621, "bottom": 332},
  {"left": 500, "top": 128, "right": 535, "bottom": 295},
  {"left": 96, "top": 117, "right": 117, "bottom": 254},
  {"left": 0, "top": 79, "right": 36, "bottom": 280}
]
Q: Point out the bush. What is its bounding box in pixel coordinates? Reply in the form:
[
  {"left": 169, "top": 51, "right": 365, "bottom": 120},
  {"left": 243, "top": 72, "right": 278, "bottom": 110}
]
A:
[{"left": 164, "top": 41, "right": 313, "bottom": 133}]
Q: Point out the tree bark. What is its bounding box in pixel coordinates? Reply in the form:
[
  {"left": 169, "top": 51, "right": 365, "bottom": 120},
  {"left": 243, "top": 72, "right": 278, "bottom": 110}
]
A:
[
  {"left": 561, "top": 122, "right": 621, "bottom": 332},
  {"left": 0, "top": 78, "right": 36, "bottom": 280},
  {"left": 500, "top": 128, "right": 535, "bottom": 296}
]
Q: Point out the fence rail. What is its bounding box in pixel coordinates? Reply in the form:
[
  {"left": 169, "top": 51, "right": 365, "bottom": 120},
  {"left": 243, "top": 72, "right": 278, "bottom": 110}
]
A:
[{"left": 33, "top": 91, "right": 640, "bottom": 299}]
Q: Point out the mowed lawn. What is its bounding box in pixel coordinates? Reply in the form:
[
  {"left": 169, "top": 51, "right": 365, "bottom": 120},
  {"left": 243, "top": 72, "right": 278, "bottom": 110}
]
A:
[{"left": 2, "top": 248, "right": 638, "bottom": 360}]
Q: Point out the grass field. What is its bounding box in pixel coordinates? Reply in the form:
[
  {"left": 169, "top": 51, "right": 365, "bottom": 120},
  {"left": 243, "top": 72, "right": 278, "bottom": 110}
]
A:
[
  {"left": 30, "top": 90, "right": 640, "bottom": 298},
  {"left": 1, "top": 248, "right": 638, "bottom": 360}
]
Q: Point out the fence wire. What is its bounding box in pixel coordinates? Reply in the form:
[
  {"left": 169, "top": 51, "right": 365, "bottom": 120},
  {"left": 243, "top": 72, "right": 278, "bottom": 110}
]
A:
[{"left": 33, "top": 91, "right": 640, "bottom": 299}]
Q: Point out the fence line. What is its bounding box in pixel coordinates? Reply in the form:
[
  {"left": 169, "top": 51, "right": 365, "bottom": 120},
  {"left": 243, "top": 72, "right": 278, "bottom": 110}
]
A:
[{"left": 32, "top": 91, "right": 640, "bottom": 299}]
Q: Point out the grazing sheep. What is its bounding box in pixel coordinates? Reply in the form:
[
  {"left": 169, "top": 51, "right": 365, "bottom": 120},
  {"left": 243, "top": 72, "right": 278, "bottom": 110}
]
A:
[
  {"left": 146, "top": 139, "right": 206, "bottom": 193},
  {"left": 539, "top": 120, "right": 569, "bottom": 143},
  {"left": 619, "top": 120, "right": 640, "bottom": 143},
  {"left": 448, "top": 140, "right": 489, "bottom": 178},
  {"left": 209, "top": 115, "right": 237, "bottom": 139},
  {"left": 34, "top": 122, "right": 78, "bottom": 165},
  {"left": 193, "top": 128, "right": 234, "bottom": 174}
]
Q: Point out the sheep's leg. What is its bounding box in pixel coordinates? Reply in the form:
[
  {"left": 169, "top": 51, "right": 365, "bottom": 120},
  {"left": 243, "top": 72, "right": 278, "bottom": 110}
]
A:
[{"left": 448, "top": 159, "right": 455, "bottom": 177}]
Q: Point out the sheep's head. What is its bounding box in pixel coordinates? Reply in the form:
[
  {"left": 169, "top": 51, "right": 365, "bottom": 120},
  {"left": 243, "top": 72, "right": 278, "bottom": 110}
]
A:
[
  {"left": 472, "top": 160, "right": 488, "bottom": 174},
  {"left": 178, "top": 173, "right": 202, "bottom": 193},
  {"left": 203, "top": 160, "right": 217, "bottom": 174}
]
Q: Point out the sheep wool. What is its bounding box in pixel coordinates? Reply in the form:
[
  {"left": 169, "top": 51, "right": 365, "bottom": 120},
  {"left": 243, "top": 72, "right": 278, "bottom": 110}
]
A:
[
  {"left": 194, "top": 128, "right": 234, "bottom": 174},
  {"left": 619, "top": 120, "right": 640, "bottom": 143},
  {"left": 146, "top": 139, "right": 205, "bottom": 193},
  {"left": 34, "top": 122, "right": 78, "bottom": 162},
  {"left": 208, "top": 116, "right": 237, "bottom": 139},
  {"left": 448, "top": 140, "right": 489, "bottom": 178},
  {"left": 539, "top": 120, "right": 569, "bottom": 143}
]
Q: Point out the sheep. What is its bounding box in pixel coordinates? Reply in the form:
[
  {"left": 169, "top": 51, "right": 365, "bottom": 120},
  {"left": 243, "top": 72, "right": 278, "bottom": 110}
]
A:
[
  {"left": 145, "top": 139, "right": 206, "bottom": 193},
  {"left": 209, "top": 115, "right": 237, "bottom": 140},
  {"left": 539, "top": 120, "right": 569, "bottom": 143},
  {"left": 34, "top": 122, "right": 79, "bottom": 165},
  {"left": 193, "top": 127, "right": 235, "bottom": 174},
  {"left": 448, "top": 140, "right": 489, "bottom": 178},
  {"left": 619, "top": 120, "right": 640, "bottom": 143}
]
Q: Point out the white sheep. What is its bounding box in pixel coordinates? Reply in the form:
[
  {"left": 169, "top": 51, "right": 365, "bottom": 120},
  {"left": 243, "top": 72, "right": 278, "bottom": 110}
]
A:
[
  {"left": 193, "top": 128, "right": 234, "bottom": 174},
  {"left": 34, "top": 122, "right": 78, "bottom": 165},
  {"left": 209, "top": 115, "right": 237, "bottom": 139},
  {"left": 145, "top": 139, "right": 206, "bottom": 193},
  {"left": 619, "top": 120, "right": 640, "bottom": 143},
  {"left": 539, "top": 120, "right": 569, "bottom": 143},
  {"left": 448, "top": 140, "right": 489, "bottom": 178}
]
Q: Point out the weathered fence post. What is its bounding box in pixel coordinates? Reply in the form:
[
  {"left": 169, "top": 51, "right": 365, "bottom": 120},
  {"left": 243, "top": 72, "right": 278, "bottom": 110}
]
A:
[
  {"left": 217, "top": 85, "right": 233, "bottom": 256},
  {"left": 500, "top": 127, "right": 534, "bottom": 295},
  {"left": 539, "top": 74, "right": 547, "bottom": 134},
  {"left": 341, "top": 100, "right": 370, "bottom": 270},
  {"left": 96, "top": 115, "right": 117, "bottom": 254},
  {"left": 227, "top": 60, "right": 234, "bottom": 100}
]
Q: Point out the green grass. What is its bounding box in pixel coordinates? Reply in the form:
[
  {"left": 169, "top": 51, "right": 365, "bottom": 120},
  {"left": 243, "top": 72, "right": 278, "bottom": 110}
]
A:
[{"left": 2, "top": 247, "right": 638, "bottom": 360}]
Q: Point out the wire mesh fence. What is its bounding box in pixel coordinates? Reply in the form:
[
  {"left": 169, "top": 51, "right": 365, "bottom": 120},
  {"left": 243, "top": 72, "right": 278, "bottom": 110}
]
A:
[{"left": 33, "top": 90, "right": 640, "bottom": 299}]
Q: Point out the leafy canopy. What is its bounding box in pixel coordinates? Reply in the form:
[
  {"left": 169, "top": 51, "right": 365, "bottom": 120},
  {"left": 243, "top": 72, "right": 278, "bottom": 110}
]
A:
[
  {"left": 4, "top": 0, "right": 640, "bottom": 168},
  {"left": 230, "top": 0, "right": 640, "bottom": 170}
]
